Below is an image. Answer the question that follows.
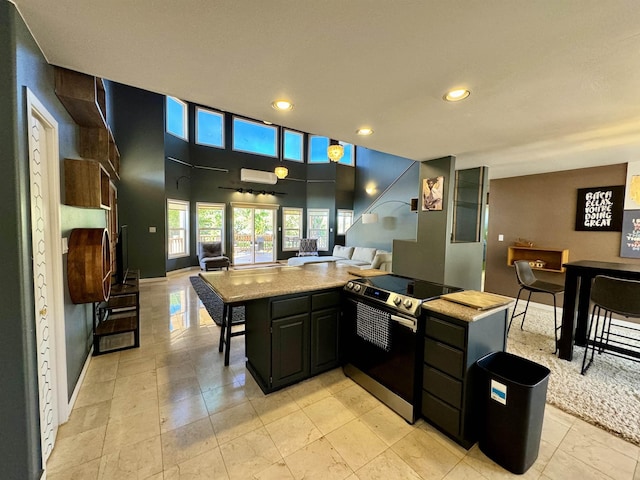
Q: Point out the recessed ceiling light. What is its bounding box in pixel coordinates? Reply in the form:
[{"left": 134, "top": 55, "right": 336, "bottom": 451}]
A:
[
  {"left": 444, "top": 88, "right": 470, "bottom": 102},
  {"left": 356, "top": 127, "right": 374, "bottom": 136},
  {"left": 271, "top": 100, "right": 294, "bottom": 111},
  {"left": 263, "top": 120, "right": 273, "bottom": 125}
]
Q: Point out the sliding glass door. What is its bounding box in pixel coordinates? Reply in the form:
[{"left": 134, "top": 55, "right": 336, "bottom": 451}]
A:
[{"left": 232, "top": 206, "right": 276, "bottom": 265}]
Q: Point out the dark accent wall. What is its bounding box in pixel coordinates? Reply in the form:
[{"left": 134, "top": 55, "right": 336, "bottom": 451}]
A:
[
  {"left": 1, "top": 2, "right": 104, "bottom": 477},
  {"left": 346, "top": 161, "right": 419, "bottom": 251},
  {"left": 484, "top": 163, "right": 640, "bottom": 302},
  {"left": 0, "top": 4, "right": 40, "bottom": 478},
  {"left": 353, "top": 147, "right": 416, "bottom": 216},
  {"left": 111, "top": 83, "right": 167, "bottom": 278}
]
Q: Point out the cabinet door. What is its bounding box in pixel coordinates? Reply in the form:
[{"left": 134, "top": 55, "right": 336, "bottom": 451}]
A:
[
  {"left": 310, "top": 307, "right": 340, "bottom": 375},
  {"left": 271, "top": 314, "right": 309, "bottom": 389}
]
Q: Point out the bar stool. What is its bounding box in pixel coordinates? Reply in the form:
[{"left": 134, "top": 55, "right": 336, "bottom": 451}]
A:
[
  {"left": 508, "top": 260, "right": 564, "bottom": 353},
  {"left": 581, "top": 275, "right": 640, "bottom": 375},
  {"left": 218, "top": 303, "right": 245, "bottom": 366}
]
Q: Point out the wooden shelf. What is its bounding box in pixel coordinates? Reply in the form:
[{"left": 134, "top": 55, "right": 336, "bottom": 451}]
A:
[
  {"left": 507, "top": 246, "right": 569, "bottom": 273},
  {"left": 54, "top": 67, "right": 107, "bottom": 128},
  {"left": 64, "top": 158, "right": 111, "bottom": 209}
]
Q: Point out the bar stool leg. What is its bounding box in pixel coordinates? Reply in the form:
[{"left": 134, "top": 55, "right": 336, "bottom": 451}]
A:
[
  {"left": 224, "top": 305, "right": 233, "bottom": 366},
  {"left": 219, "top": 303, "right": 228, "bottom": 353}
]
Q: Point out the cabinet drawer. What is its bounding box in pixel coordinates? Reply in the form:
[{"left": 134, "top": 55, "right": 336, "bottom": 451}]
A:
[
  {"left": 422, "top": 391, "right": 460, "bottom": 437},
  {"left": 424, "top": 338, "right": 464, "bottom": 379},
  {"left": 312, "top": 290, "right": 341, "bottom": 311},
  {"left": 423, "top": 366, "right": 462, "bottom": 409},
  {"left": 271, "top": 296, "right": 310, "bottom": 319},
  {"left": 426, "top": 316, "right": 465, "bottom": 349}
]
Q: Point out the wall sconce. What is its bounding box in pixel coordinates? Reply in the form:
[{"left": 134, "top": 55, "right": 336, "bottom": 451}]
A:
[
  {"left": 327, "top": 139, "right": 344, "bottom": 162},
  {"left": 361, "top": 200, "right": 411, "bottom": 224}
]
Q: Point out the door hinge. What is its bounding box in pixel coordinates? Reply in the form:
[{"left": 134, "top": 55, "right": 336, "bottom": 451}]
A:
[
  {"left": 270, "top": 327, "right": 273, "bottom": 334},
  {"left": 269, "top": 376, "right": 272, "bottom": 385}
]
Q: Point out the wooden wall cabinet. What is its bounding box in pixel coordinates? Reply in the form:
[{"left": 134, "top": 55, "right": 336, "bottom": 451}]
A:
[
  {"left": 67, "top": 228, "right": 111, "bottom": 304},
  {"left": 54, "top": 67, "right": 107, "bottom": 128},
  {"left": 507, "top": 246, "right": 569, "bottom": 273},
  {"left": 64, "top": 158, "right": 110, "bottom": 209},
  {"left": 78, "top": 126, "right": 120, "bottom": 179},
  {"left": 55, "top": 66, "right": 120, "bottom": 179}
]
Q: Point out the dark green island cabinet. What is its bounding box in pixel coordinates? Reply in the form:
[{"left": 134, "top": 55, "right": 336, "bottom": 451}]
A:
[
  {"left": 245, "top": 288, "right": 342, "bottom": 393},
  {"left": 421, "top": 304, "right": 509, "bottom": 449}
]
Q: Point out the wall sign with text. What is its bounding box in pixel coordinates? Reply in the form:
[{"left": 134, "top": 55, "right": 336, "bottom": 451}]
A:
[{"left": 575, "top": 185, "right": 624, "bottom": 231}]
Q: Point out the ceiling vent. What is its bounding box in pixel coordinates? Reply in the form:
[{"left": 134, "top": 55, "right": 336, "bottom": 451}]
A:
[{"left": 240, "top": 168, "right": 278, "bottom": 185}]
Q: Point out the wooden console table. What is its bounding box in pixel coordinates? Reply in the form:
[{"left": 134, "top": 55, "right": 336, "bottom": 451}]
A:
[{"left": 558, "top": 260, "right": 640, "bottom": 361}]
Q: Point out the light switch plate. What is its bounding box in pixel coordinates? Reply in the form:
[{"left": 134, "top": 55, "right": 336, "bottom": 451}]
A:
[
  {"left": 61, "top": 237, "right": 68, "bottom": 254},
  {"left": 498, "top": 234, "right": 504, "bottom": 241},
  {"left": 149, "top": 226, "right": 157, "bottom": 233}
]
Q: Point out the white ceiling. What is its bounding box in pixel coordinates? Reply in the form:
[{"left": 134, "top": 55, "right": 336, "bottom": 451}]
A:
[{"left": 12, "top": 0, "right": 640, "bottom": 178}]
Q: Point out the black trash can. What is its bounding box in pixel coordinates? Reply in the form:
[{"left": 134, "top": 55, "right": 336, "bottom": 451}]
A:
[{"left": 476, "top": 351, "right": 550, "bottom": 475}]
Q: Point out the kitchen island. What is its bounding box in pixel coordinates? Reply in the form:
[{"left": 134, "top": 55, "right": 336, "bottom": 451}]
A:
[
  {"left": 420, "top": 297, "right": 512, "bottom": 448},
  {"left": 200, "top": 263, "right": 362, "bottom": 392}
]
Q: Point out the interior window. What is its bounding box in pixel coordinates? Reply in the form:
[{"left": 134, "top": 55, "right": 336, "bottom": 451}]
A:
[
  {"left": 283, "top": 207, "right": 303, "bottom": 251},
  {"left": 307, "top": 208, "right": 330, "bottom": 251},
  {"left": 166, "top": 96, "right": 188, "bottom": 140},
  {"left": 232, "top": 117, "right": 277, "bottom": 157},
  {"left": 167, "top": 199, "right": 190, "bottom": 258},
  {"left": 196, "top": 107, "right": 224, "bottom": 148},
  {"left": 196, "top": 202, "right": 225, "bottom": 249},
  {"left": 337, "top": 209, "right": 354, "bottom": 234}
]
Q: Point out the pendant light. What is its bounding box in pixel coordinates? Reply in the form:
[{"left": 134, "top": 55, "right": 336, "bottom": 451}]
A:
[
  {"left": 274, "top": 165, "right": 288, "bottom": 179},
  {"left": 327, "top": 139, "right": 344, "bottom": 162}
]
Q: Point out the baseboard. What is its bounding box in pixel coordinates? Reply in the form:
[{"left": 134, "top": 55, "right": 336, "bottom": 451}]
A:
[
  {"left": 67, "top": 346, "right": 93, "bottom": 416},
  {"left": 139, "top": 276, "right": 168, "bottom": 284}
]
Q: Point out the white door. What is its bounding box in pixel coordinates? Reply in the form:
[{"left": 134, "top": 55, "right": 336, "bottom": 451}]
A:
[{"left": 26, "top": 89, "right": 68, "bottom": 465}]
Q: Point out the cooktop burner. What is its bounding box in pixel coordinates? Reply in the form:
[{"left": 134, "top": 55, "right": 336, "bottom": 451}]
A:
[{"left": 344, "top": 274, "right": 463, "bottom": 316}]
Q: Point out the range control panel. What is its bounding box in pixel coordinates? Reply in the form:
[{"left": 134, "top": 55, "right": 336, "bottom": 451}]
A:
[{"left": 344, "top": 281, "right": 421, "bottom": 317}]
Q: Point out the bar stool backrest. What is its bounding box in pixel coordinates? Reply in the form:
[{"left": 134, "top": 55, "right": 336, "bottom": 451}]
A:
[
  {"left": 514, "top": 260, "right": 537, "bottom": 287},
  {"left": 591, "top": 275, "right": 640, "bottom": 319}
]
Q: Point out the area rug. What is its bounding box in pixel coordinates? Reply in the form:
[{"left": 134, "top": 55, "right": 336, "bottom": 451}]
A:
[
  {"left": 189, "top": 276, "right": 245, "bottom": 326},
  {"left": 506, "top": 305, "right": 640, "bottom": 446}
]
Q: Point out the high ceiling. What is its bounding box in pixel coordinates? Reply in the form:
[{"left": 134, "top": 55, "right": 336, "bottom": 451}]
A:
[{"left": 11, "top": 0, "right": 640, "bottom": 178}]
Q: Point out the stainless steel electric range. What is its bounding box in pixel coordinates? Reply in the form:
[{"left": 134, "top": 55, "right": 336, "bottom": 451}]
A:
[{"left": 342, "top": 274, "right": 462, "bottom": 423}]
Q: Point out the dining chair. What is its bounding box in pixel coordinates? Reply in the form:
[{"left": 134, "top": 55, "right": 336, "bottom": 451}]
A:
[
  {"left": 508, "top": 260, "right": 564, "bottom": 353},
  {"left": 581, "top": 275, "right": 640, "bottom": 374}
]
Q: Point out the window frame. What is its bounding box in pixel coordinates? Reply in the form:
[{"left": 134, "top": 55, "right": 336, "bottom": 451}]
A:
[
  {"left": 167, "top": 198, "right": 190, "bottom": 259},
  {"left": 195, "top": 107, "right": 225, "bottom": 148},
  {"left": 166, "top": 96, "right": 188, "bottom": 141},
  {"left": 232, "top": 115, "right": 278, "bottom": 158},
  {"left": 307, "top": 208, "right": 330, "bottom": 251},
  {"left": 196, "top": 202, "right": 226, "bottom": 251},
  {"left": 282, "top": 129, "right": 304, "bottom": 162},
  {"left": 282, "top": 207, "right": 304, "bottom": 251},
  {"left": 337, "top": 209, "right": 354, "bottom": 235}
]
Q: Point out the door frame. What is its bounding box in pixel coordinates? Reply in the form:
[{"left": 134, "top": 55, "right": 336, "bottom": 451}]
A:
[{"left": 26, "top": 89, "right": 69, "bottom": 431}]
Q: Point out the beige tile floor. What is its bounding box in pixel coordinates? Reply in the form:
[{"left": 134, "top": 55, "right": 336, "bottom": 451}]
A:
[{"left": 47, "top": 270, "right": 640, "bottom": 480}]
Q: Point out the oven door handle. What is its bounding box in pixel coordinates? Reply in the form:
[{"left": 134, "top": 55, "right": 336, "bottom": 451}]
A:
[{"left": 390, "top": 314, "right": 417, "bottom": 333}]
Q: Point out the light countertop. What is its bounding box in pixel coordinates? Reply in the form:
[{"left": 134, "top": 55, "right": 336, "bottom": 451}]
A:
[
  {"left": 199, "top": 262, "right": 361, "bottom": 303},
  {"left": 422, "top": 298, "right": 514, "bottom": 322}
]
